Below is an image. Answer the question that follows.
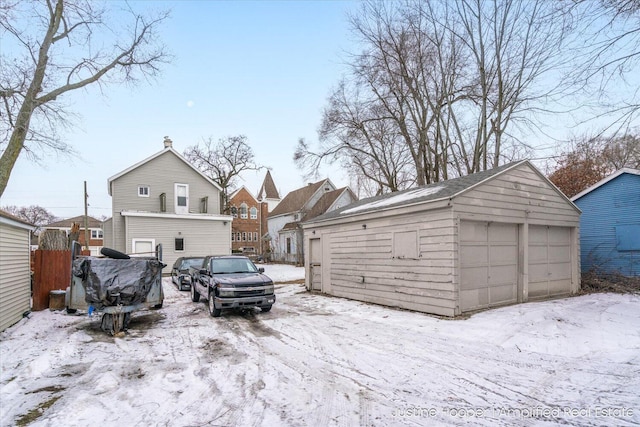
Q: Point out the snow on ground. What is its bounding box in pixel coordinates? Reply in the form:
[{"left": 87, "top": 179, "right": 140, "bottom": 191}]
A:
[{"left": 1, "top": 263, "right": 639, "bottom": 426}]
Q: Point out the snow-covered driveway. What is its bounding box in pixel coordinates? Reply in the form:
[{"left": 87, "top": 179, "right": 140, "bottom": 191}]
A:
[{"left": 1, "top": 264, "right": 639, "bottom": 426}]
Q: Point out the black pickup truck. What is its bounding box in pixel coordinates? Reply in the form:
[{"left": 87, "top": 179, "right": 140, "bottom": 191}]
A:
[{"left": 190, "top": 255, "right": 276, "bottom": 317}]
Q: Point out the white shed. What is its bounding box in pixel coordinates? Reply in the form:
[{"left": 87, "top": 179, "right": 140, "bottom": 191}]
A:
[
  {"left": 302, "top": 161, "right": 581, "bottom": 317},
  {"left": 0, "top": 210, "right": 35, "bottom": 331}
]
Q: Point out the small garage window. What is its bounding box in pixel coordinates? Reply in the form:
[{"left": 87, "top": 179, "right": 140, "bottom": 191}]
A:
[
  {"left": 393, "top": 231, "right": 418, "bottom": 259},
  {"left": 616, "top": 225, "right": 640, "bottom": 251},
  {"left": 175, "top": 238, "right": 184, "bottom": 251}
]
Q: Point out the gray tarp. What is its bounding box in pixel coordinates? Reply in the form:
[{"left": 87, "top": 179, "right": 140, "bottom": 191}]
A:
[{"left": 72, "top": 257, "right": 164, "bottom": 309}]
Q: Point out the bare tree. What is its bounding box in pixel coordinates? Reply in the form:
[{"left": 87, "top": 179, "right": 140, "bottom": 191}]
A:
[
  {"left": 602, "top": 133, "right": 640, "bottom": 168},
  {"left": 183, "top": 135, "right": 265, "bottom": 211},
  {"left": 2, "top": 204, "right": 57, "bottom": 232},
  {"left": 0, "top": 0, "right": 170, "bottom": 196},
  {"left": 564, "top": 0, "right": 640, "bottom": 132},
  {"left": 298, "top": 0, "right": 571, "bottom": 193}
]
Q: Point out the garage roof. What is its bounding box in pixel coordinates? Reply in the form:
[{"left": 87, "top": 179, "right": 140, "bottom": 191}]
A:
[{"left": 305, "top": 160, "right": 574, "bottom": 224}]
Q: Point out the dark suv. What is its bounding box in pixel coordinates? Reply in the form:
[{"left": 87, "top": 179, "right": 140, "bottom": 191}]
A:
[{"left": 171, "top": 257, "right": 205, "bottom": 291}]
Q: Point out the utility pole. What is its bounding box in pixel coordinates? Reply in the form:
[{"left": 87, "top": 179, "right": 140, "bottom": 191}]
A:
[{"left": 84, "top": 181, "right": 89, "bottom": 251}]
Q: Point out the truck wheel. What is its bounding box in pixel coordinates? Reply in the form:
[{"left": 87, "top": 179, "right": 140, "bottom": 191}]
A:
[
  {"left": 66, "top": 307, "right": 77, "bottom": 314},
  {"left": 208, "top": 293, "right": 221, "bottom": 317},
  {"left": 190, "top": 284, "right": 200, "bottom": 302},
  {"left": 260, "top": 305, "right": 272, "bottom": 313}
]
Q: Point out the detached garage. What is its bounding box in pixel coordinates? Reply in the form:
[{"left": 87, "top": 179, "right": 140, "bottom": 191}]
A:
[
  {"left": 302, "top": 161, "right": 581, "bottom": 317},
  {"left": 0, "top": 210, "right": 35, "bottom": 331}
]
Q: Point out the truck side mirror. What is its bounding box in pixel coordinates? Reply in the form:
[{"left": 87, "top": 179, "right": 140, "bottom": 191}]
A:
[{"left": 258, "top": 267, "right": 265, "bottom": 273}]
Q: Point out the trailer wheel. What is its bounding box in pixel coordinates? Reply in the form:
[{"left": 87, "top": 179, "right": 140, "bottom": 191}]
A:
[
  {"left": 66, "top": 307, "right": 77, "bottom": 314},
  {"left": 100, "top": 247, "right": 130, "bottom": 259},
  {"left": 208, "top": 293, "right": 221, "bottom": 317},
  {"left": 190, "top": 284, "right": 200, "bottom": 302}
]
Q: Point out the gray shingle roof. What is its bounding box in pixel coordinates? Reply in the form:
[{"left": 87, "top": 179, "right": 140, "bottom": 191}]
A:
[{"left": 305, "top": 161, "right": 525, "bottom": 223}]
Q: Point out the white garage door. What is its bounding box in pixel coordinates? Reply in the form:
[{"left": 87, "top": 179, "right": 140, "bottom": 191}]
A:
[
  {"left": 460, "top": 221, "right": 518, "bottom": 312},
  {"left": 528, "top": 225, "right": 572, "bottom": 298}
]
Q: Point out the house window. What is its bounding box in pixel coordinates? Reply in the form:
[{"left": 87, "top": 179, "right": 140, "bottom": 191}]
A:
[
  {"left": 160, "top": 193, "right": 167, "bottom": 212},
  {"left": 236, "top": 232, "right": 241, "bottom": 241},
  {"left": 254, "top": 232, "right": 258, "bottom": 241},
  {"left": 248, "top": 232, "right": 252, "bottom": 242},
  {"left": 138, "top": 186, "right": 150, "bottom": 197},
  {"left": 230, "top": 207, "right": 238, "bottom": 218},
  {"left": 242, "top": 232, "right": 247, "bottom": 241},
  {"left": 231, "top": 233, "right": 235, "bottom": 242},
  {"left": 200, "top": 196, "right": 208, "bottom": 214},
  {"left": 175, "top": 183, "right": 189, "bottom": 214},
  {"left": 175, "top": 238, "right": 184, "bottom": 251},
  {"left": 286, "top": 237, "right": 291, "bottom": 254},
  {"left": 91, "top": 229, "right": 103, "bottom": 239},
  {"left": 240, "top": 203, "right": 248, "bottom": 219},
  {"left": 250, "top": 207, "right": 258, "bottom": 219}
]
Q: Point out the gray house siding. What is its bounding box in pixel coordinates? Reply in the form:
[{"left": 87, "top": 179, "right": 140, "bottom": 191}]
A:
[
  {"left": 0, "top": 218, "right": 33, "bottom": 332},
  {"left": 109, "top": 149, "right": 226, "bottom": 259},
  {"left": 124, "top": 214, "right": 230, "bottom": 270},
  {"left": 303, "top": 161, "right": 581, "bottom": 317}
]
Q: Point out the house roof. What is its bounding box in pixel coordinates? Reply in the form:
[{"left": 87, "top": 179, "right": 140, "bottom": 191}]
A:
[
  {"left": 268, "top": 179, "right": 332, "bottom": 217},
  {"left": 45, "top": 215, "right": 103, "bottom": 229},
  {"left": 258, "top": 170, "right": 280, "bottom": 200},
  {"left": 305, "top": 160, "right": 576, "bottom": 224},
  {"left": 570, "top": 168, "right": 640, "bottom": 202},
  {"left": 0, "top": 209, "right": 36, "bottom": 231},
  {"left": 229, "top": 186, "right": 259, "bottom": 204},
  {"left": 303, "top": 187, "right": 355, "bottom": 222},
  {"left": 107, "top": 146, "right": 223, "bottom": 195}
]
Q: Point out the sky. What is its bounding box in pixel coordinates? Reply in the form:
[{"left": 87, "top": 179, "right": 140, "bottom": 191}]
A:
[
  {"left": 1, "top": 1, "right": 638, "bottom": 221},
  {"left": 1, "top": 1, "right": 359, "bottom": 220}
]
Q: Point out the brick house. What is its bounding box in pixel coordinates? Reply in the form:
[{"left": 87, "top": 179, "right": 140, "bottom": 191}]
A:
[
  {"left": 228, "top": 171, "right": 281, "bottom": 257},
  {"left": 228, "top": 186, "right": 263, "bottom": 254}
]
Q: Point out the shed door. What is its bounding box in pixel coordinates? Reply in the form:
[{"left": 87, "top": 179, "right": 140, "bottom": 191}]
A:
[
  {"left": 528, "top": 225, "right": 572, "bottom": 298},
  {"left": 310, "top": 238, "right": 322, "bottom": 291},
  {"left": 460, "top": 221, "right": 518, "bottom": 312}
]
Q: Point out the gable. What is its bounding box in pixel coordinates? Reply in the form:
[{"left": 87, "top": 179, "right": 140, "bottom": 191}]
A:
[
  {"left": 269, "top": 179, "right": 332, "bottom": 217},
  {"left": 108, "top": 148, "right": 222, "bottom": 195}
]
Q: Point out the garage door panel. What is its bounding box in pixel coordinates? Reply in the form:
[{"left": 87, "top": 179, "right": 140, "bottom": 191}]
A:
[
  {"left": 460, "top": 221, "right": 518, "bottom": 312},
  {"left": 549, "top": 245, "right": 571, "bottom": 262},
  {"left": 528, "top": 225, "right": 572, "bottom": 297},
  {"left": 461, "top": 266, "right": 488, "bottom": 290},
  {"left": 490, "top": 245, "right": 517, "bottom": 264},
  {"left": 490, "top": 283, "right": 517, "bottom": 305},
  {"left": 461, "top": 221, "right": 487, "bottom": 241},
  {"left": 529, "top": 245, "right": 547, "bottom": 262},
  {"left": 460, "top": 288, "right": 489, "bottom": 311},
  {"left": 461, "top": 245, "right": 488, "bottom": 266},
  {"left": 549, "top": 227, "right": 571, "bottom": 243}
]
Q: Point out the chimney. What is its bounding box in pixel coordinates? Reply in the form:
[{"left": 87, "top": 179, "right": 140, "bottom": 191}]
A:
[{"left": 163, "top": 136, "right": 173, "bottom": 148}]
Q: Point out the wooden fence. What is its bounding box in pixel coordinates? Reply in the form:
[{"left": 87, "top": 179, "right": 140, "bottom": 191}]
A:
[{"left": 32, "top": 249, "right": 89, "bottom": 311}]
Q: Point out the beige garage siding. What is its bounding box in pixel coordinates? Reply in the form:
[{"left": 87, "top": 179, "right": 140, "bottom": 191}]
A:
[
  {"left": 528, "top": 225, "right": 572, "bottom": 298},
  {"left": 459, "top": 221, "right": 518, "bottom": 312},
  {"left": 0, "top": 223, "right": 32, "bottom": 332}
]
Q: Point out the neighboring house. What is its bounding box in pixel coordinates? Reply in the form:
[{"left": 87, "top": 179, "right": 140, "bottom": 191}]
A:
[
  {"left": 302, "top": 160, "right": 581, "bottom": 317},
  {"left": 44, "top": 215, "right": 104, "bottom": 256},
  {"left": 571, "top": 168, "right": 640, "bottom": 276},
  {"left": 228, "top": 186, "right": 266, "bottom": 255},
  {"left": 103, "top": 137, "right": 233, "bottom": 271},
  {"left": 268, "top": 179, "right": 357, "bottom": 264},
  {"left": 0, "top": 210, "right": 35, "bottom": 332}
]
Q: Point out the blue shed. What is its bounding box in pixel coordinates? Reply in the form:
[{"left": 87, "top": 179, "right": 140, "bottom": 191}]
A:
[{"left": 571, "top": 169, "right": 640, "bottom": 276}]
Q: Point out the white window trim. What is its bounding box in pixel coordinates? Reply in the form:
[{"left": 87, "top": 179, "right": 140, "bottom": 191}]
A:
[
  {"left": 175, "top": 183, "right": 189, "bottom": 214},
  {"left": 250, "top": 207, "right": 258, "bottom": 219},
  {"left": 138, "top": 185, "right": 150, "bottom": 197}
]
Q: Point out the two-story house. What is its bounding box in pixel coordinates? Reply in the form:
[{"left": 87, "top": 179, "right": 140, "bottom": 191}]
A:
[
  {"left": 44, "top": 215, "right": 104, "bottom": 256},
  {"left": 228, "top": 186, "right": 263, "bottom": 255},
  {"left": 103, "top": 137, "right": 233, "bottom": 270},
  {"left": 267, "top": 179, "right": 357, "bottom": 264},
  {"left": 228, "top": 171, "right": 281, "bottom": 257}
]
